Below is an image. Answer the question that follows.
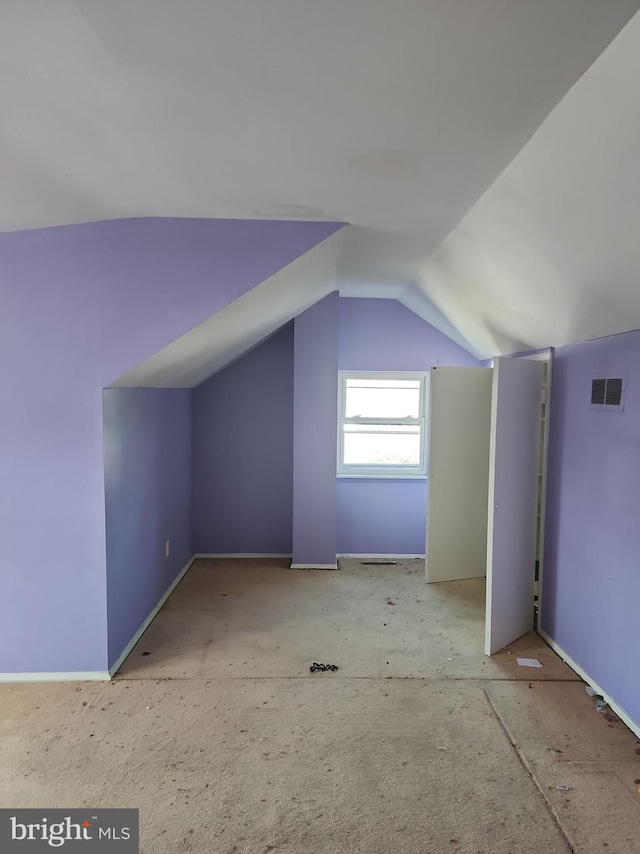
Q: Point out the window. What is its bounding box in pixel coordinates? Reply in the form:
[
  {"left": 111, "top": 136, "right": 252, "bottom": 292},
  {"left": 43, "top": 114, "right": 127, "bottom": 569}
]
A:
[{"left": 337, "top": 372, "right": 428, "bottom": 478}]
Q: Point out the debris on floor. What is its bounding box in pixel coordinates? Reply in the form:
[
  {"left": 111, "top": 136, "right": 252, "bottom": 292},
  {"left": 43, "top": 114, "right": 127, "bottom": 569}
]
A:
[
  {"left": 516, "top": 657, "right": 543, "bottom": 668},
  {"left": 361, "top": 561, "right": 398, "bottom": 566},
  {"left": 584, "top": 685, "right": 611, "bottom": 713},
  {"left": 386, "top": 598, "right": 396, "bottom": 605},
  {"left": 141, "top": 651, "right": 151, "bottom": 656},
  {"left": 309, "top": 663, "right": 338, "bottom": 672},
  {"left": 555, "top": 785, "right": 571, "bottom": 792}
]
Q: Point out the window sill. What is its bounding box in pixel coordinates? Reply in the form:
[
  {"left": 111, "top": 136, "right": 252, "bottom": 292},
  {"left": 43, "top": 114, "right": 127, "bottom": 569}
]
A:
[{"left": 337, "top": 474, "right": 428, "bottom": 481}]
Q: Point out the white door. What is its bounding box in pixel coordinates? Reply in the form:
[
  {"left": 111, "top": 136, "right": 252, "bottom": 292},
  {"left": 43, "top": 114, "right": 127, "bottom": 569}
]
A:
[
  {"left": 426, "top": 367, "right": 493, "bottom": 583},
  {"left": 485, "top": 357, "right": 544, "bottom": 654}
]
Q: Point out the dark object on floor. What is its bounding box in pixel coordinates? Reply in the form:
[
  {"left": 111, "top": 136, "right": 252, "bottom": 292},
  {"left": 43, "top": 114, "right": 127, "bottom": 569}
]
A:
[
  {"left": 310, "top": 663, "right": 338, "bottom": 672},
  {"left": 361, "top": 561, "right": 398, "bottom": 566},
  {"left": 141, "top": 651, "right": 151, "bottom": 656}
]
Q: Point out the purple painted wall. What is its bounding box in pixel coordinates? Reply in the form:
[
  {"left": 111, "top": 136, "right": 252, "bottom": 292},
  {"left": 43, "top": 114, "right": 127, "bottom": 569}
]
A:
[
  {"left": 0, "top": 217, "right": 341, "bottom": 673},
  {"left": 336, "top": 480, "right": 428, "bottom": 555},
  {"left": 292, "top": 293, "right": 340, "bottom": 566},
  {"left": 337, "top": 298, "right": 479, "bottom": 555},
  {"left": 543, "top": 330, "right": 640, "bottom": 727},
  {"left": 191, "top": 297, "right": 478, "bottom": 560},
  {"left": 338, "top": 299, "right": 478, "bottom": 373},
  {"left": 104, "top": 388, "right": 193, "bottom": 668},
  {"left": 193, "top": 324, "right": 294, "bottom": 554}
]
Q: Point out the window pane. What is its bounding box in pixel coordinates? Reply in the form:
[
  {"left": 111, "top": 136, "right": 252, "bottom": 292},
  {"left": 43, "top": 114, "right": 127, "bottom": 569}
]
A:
[
  {"left": 343, "top": 426, "right": 421, "bottom": 466},
  {"left": 345, "top": 378, "right": 421, "bottom": 419}
]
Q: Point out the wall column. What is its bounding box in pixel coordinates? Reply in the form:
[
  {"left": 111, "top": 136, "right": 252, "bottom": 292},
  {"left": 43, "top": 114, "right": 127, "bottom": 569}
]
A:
[{"left": 291, "top": 292, "right": 339, "bottom": 568}]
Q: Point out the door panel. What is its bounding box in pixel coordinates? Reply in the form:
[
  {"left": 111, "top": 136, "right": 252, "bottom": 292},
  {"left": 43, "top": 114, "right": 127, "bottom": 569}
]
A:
[
  {"left": 485, "top": 357, "right": 544, "bottom": 654},
  {"left": 426, "top": 367, "right": 493, "bottom": 583}
]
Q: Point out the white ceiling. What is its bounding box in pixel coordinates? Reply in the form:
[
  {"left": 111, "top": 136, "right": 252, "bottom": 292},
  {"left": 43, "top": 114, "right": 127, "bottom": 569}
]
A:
[
  {"left": 2, "top": 1, "right": 640, "bottom": 365},
  {"left": 415, "top": 11, "right": 640, "bottom": 357}
]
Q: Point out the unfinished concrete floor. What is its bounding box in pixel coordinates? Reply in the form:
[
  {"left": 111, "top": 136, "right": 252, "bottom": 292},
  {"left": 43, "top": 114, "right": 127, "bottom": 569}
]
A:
[{"left": 2, "top": 558, "right": 639, "bottom": 854}]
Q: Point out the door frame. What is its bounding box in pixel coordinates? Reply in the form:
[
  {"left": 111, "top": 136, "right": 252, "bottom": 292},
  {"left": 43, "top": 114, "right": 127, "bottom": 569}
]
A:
[
  {"left": 425, "top": 366, "right": 493, "bottom": 584},
  {"left": 519, "top": 349, "right": 553, "bottom": 630},
  {"left": 485, "top": 348, "right": 553, "bottom": 632}
]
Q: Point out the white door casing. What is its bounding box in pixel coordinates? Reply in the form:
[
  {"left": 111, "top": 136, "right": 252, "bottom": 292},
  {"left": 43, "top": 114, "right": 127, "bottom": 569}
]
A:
[{"left": 426, "top": 367, "right": 493, "bottom": 583}]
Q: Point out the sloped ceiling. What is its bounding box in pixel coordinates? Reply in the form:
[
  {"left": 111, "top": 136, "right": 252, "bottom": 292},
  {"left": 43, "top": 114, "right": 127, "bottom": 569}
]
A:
[
  {"left": 2, "top": 1, "right": 640, "bottom": 367},
  {"left": 111, "top": 228, "right": 346, "bottom": 387},
  {"left": 414, "top": 10, "right": 640, "bottom": 358}
]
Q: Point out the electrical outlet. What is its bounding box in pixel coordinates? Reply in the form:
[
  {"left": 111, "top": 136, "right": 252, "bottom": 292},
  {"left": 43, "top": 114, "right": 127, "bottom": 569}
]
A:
[{"left": 165, "top": 539, "right": 171, "bottom": 557}]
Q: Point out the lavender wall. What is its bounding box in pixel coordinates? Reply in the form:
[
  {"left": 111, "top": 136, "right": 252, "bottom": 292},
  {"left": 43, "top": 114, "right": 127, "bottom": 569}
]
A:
[
  {"left": 292, "top": 293, "right": 340, "bottom": 566},
  {"left": 337, "top": 480, "right": 428, "bottom": 555},
  {"left": 337, "top": 298, "right": 479, "bottom": 555},
  {"left": 0, "top": 217, "right": 341, "bottom": 673},
  {"left": 543, "top": 330, "right": 640, "bottom": 727},
  {"left": 193, "top": 324, "right": 294, "bottom": 554},
  {"left": 190, "top": 297, "right": 479, "bottom": 560},
  {"left": 104, "top": 388, "right": 193, "bottom": 667}
]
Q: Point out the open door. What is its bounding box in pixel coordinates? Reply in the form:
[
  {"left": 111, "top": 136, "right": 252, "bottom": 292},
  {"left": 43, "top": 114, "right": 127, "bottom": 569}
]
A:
[
  {"left": 426, "top": 367, "right": 493, "bottom": 583},
  {"left": 485, "top": 357, "right": 544, "bottom": 654}
]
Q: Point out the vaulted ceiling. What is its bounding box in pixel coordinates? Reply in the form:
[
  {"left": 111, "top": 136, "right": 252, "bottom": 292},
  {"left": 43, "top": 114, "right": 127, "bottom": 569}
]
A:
[{"left": 3, "top": 1, "right": 640, "bottom": 361}]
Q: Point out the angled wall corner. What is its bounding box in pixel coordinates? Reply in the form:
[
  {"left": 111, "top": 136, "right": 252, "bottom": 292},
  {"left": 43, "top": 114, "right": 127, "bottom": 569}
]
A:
[
  {"left": 0, "top": 216, "right": 344, "bottom": 675},
  {"left": 399, "top": 283, "right": 481, "bottom": 359},
  {"left": 109, "top": 224, "right": 348, "bottom": 388}
]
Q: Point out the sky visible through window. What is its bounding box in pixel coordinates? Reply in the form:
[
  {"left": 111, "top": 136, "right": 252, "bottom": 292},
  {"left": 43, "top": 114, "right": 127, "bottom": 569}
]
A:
[{"left": 343, "top": 378, "right": 422, "bottom": 466}]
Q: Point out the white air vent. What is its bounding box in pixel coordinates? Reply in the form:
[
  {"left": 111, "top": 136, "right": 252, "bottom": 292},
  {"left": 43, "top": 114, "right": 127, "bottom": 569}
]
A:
[{"left": 590, "top": 376, "right": 625, "bottom": 411}]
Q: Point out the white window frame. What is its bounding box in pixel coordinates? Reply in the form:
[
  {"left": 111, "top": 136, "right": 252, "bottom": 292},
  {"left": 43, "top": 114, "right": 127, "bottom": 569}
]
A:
[{"left": 337, "top": 371, "right": 429, "bottom": 479}]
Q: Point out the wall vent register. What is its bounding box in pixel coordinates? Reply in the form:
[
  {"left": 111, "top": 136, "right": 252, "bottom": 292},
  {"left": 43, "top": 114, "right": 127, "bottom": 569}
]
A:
[{"left": 590, "top": 376, "right": 625, "bottom": 410}]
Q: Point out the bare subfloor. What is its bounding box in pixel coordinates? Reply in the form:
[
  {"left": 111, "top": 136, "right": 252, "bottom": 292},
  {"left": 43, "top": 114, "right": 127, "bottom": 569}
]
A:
[{"left": 2, "top": 558, "right": 639, "bottom": 853}]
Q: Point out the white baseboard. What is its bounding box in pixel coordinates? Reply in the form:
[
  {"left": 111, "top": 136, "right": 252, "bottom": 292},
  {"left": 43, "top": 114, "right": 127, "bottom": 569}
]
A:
[
  {"left": 337, "top": 553, "right": 425, "bottom": 559},
  {"left": 108, "top": 555, "right": 197, "bottom": 677},
  {"left": 539, "top": 628, "right": 640, "bottom": 739},
  {"left": 290, "top": 563, "right": 338, "bottom": 570},
  {"left": 0, "top": 557, "right": 199, "bottom": 684},
  {"left": 0, "top": 671, "right": 110, "bottom": 683},
  {"left": 195, "top": 553, "right": 292, "bottom": 559}
]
